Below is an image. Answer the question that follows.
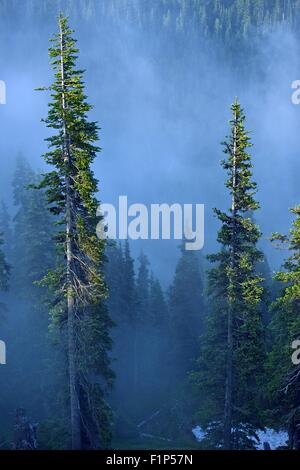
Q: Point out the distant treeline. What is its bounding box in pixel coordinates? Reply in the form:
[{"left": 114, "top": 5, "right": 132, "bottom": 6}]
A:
[{"left": 0, "top": 0, "right": 299, "bottom": 42}]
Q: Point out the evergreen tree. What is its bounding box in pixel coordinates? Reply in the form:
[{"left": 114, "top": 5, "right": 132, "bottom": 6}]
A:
[
  {"left": 106, "top": 241, "right": 147, "bottom": 422},
  {"left": 267, "top": 207, "right": 300, "bottom": 449},
  {"left": 0, "top": 158, "right": 60, "bottom": 441},
  {"left": 38, "top": 15, "right": 114, "bottom": 449},
  {"left": 0, "top": 233, "right": 9, "bottom": 316},
  {"left": 0, "top": 201, "right": 12, "bottom": 262},
  {"left": 118, "top": 240, "right": 138, "bottom": 414},
  {"left": 0, "top": 231, "right": 9, "bottom": 440},
  {"left": 169, "top": 244, "right": 204, "bottom": 386},
  {"left": 149, "top": 274, "right": 168, "bottom": 329},
  {"left": 105, "top": 242, "right": 123, "bottom": 324},
  {"left": 12, "top": 157, "right": 54, "bottom": 299},
  {"left": 0, "top": 199, "right": 10, "bottom": 312},
  {"left": 256, "top": 253, "right": 276, "bottom": 327},
  {"left": 136, "top": 251, "right": 150, "bottom": 319},
  {"left": 147, "top": 273, "right": 169, "bottom": 403},
  {"left": 191, "top": 100, "right": 265, "bottom": 449},
  {"left": 134, "top": 252, "right": 150, "bottom": 399},
  {"left": 12, "top": 155, "right": 34, "bottom": 206},
  {"left": 106, "top": 243, "right": 169, "bottom": 421},
  {"left": 0, "top": 202, "right": 10, "bottom": 439},
  {"left": 105, "top": 241, "right": 137, "bottom": 420},
  {"left": 120, "top": 240, "right": 137, "bottom": 322}
]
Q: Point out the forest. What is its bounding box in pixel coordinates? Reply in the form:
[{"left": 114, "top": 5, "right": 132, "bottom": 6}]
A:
[{"left": 1, "top": 0, "right": 300, "bottom": 452}]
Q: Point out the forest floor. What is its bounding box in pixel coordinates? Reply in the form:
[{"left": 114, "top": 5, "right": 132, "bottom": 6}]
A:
[{"left": 112, "top": 436, "right": 201, "bottom": 450}]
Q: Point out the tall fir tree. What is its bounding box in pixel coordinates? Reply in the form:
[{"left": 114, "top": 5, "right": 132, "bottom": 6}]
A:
[
  {"left": 191, "top": 100, "right": 265, "bottom": 449},
  {"left": 267, "top": 206, "right": 300, "bottom": 449},
  {"left": 38, "top": 15, "right": 114, "bottom": 449}
]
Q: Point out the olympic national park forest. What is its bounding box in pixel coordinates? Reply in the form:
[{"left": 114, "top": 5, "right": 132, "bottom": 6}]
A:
[{"left": 2, "top": 0, "right": 300, "bottom": 451}]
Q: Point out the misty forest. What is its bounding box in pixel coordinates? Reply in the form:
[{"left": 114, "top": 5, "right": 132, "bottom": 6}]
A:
[{"left": 2, "top": 0, "right": 300, "bottom": 451}]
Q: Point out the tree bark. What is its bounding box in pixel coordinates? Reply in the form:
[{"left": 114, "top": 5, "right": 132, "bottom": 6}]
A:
[
  {"left": 224, "top": 303, "right": 233, "bottom": 449},
  {"left": 59, "top": 19, "right": 82, "bottom": 450},
  {"left": 224, "top": 110, "right": 237, "bottom": 450}
]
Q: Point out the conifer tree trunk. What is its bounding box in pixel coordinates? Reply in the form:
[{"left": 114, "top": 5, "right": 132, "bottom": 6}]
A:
[
  {"left": 39, "top": 14, "right": 114, "bottom": 450},
  {"left": 224, "top": 306, "right": 233, "bottom": 449},
  {"left": 192, "top": 100, "right": 264, "bottom": 449},
  {"left": 59, "top": 21, "right": 81, "bottom": 450},
  {"left": 224, "top": 112, "right": 237, "bottom": 450}
]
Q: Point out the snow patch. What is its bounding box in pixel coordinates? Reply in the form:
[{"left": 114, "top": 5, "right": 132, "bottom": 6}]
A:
[
  {"left": 255, "top": 428, "right": 288, "bottom": 450},
  {"left": 192, "top": 425, "right": 206, "bottom": 441},
  {"left": 192, "top": 425, "right": 288, "bottom": 450}
]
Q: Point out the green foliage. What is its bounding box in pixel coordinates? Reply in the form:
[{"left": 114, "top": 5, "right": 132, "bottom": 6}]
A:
[
  {"left": 266, "top": 206, "right": 300, "bottom": 444},
  {"left": 105, "top": 242, "right": 171, "bottom": 424},
  {"left": 3, "top": 1, "right": 299, "bottom": 43},
  {"left": 12, "top": 155, "right": 54, "bottom": 301},
  {"left": 37, "top": 419, "right": 70, "bottom": 450},
  {"left": 0, "top": 157, "right": 62, "bottom": 442},
  {"left": 38, "top": 14, "right": 114, "bottom": 449},
  {"left": 191, "top": 100, "right": 265, "bottom": 449}
]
